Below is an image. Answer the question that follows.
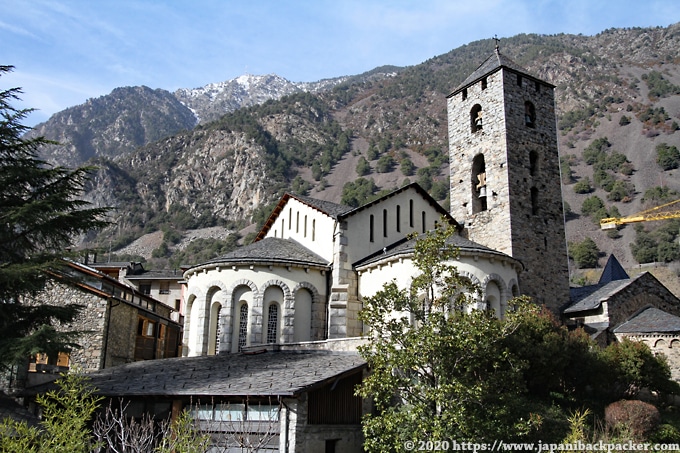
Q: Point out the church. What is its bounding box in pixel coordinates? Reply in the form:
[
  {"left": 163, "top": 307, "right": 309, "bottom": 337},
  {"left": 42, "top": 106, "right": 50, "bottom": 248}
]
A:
[
  {"left": 180, "top": 45, "right": 570, "bottom": 357},
  {"left": 28, "top": 46, "right": 680, "bottom": 453}
]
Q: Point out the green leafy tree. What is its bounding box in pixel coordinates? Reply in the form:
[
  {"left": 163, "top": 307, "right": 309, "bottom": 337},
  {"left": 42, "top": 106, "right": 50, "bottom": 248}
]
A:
[
  {"left": 568, "top": 237, "right": 600, "bottom": 268},
  {"left": 656, "top": 143, "right": 680, "bottom": 171},
  {"left": 357, "top": 224, "right": 540, "bottom": 450},
  {"left": 400, "top": 157, "right": 415, "bottom": 176},
  {"left": 0, "top": 371, "right": 102, "bottom": 453},
  {"left": 573, "top": 177, "right": 593, "bottom": 194},
  {"left": 0, "top": 66, "right": 110, "bottom": 370},
  {"left": 355, "top": 156, "right": 371, "bottom": 176}
]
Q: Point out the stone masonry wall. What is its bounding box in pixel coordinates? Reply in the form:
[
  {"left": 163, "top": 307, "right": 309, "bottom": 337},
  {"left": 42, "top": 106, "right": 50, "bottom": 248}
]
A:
[
  {"left": 31, "top": 281, "right": 108, "bottom": 372},
  {"left": 447, "top": 65, "right": 569, "bottom": 312}
]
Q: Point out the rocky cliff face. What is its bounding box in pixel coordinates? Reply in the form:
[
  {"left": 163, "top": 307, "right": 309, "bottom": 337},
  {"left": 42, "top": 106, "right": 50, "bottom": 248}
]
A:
[{"left": 26, "top": 24, "right": 680, "bottom": 272}]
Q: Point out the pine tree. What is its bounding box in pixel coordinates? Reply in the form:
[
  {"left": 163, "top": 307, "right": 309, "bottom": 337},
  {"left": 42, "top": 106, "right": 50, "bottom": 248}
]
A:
[{"left": 0, "top": 66, "right": 110, "bottom": 370}]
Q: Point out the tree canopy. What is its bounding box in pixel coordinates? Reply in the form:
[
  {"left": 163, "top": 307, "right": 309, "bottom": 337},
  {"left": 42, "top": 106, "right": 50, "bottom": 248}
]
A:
[
  {"left": 357, "top": 223, "right": 679, "bottom": 450},
  {"left": 0, "top": 66, "right": 110, "bottom": 370}
]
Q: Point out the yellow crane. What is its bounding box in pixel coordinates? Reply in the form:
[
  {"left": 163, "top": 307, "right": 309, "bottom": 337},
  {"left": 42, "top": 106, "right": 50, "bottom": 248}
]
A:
[{"left": 600, "top": 199, "right": 680, "bottom": 230}]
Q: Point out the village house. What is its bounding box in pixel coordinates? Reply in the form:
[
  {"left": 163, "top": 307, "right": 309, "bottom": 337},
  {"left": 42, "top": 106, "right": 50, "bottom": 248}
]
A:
[{"left": 9, "top": 259, "right": 182, "bottom": 391}]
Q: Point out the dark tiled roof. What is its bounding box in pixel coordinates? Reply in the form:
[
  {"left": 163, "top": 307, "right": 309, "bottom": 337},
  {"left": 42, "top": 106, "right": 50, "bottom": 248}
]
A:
[
  {"left": 614, "top": 307, "right": 680, "bottom": 334},
  {"left": 564, "top": 279, "right": 633, "bottom": 313},
  {"left": 125, "top": 269, "right": 184, "bottom": 280},
  {"left": 291, "top": 193, "right": 353, "bottom": 218},
  {"left": 26, "top": 351, "right": 366, "bottom": 398},
  {"left": 202, "top": 237, "right": 330, "bottom": 268},
  {"left": 449, "top": 49, "right": 551, "bottom": 96},
  {"left": 354, "top": 231, "right": 518, "bottom": 268},
  {"left": 0, "top": 392, "right": 40, "bottom": 427},
  {"left": 598, "top": 255, "right": 629, "bottom": 284}
]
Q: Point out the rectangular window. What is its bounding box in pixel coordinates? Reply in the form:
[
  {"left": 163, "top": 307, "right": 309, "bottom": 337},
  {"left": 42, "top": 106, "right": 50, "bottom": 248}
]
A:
[
  {"left": 409, "top": 200, "right": 414, "bottom": 227},
  {"left": 304, "top": 215, "right": 307, "bottom": 237},
  {"left": 159, "top": 282, "right": 170, "bottom": 294},
  {"left": 369, "top": 215, "right": 374, "bottom": 242},
  {"left": 139, "top": 283, "right": 151, "bottom": 295},
  {"left": 383, "top": 209, "right": 387, "bottom": 237},
  {"left": 296, "top": 212, "right": 300, "bottom": 233},
  {"left": 396, "top": 205, "right": 401, "bottom": 232},
  {"left": 312, "top": 219, "right": 316, "bottom": 241}
]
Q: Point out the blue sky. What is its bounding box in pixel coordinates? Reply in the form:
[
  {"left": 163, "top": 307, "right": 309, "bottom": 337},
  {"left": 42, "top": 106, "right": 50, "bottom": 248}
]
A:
[{"left": 1, "top": 0, "right": 678, "bottom": 126}]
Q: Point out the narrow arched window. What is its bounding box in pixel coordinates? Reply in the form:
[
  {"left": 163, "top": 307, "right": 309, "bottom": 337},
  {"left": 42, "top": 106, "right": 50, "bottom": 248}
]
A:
[
  {"left": 471, "top": 104, "right": 483, "bottom": 133},
  {"left": 288, "top": 208, "right": 292, "bottom": 230},
  {"left": 238, "top": 304, "right": 248, "bottom": 352},
  {"left": 529, "top": 150, "right": 539, "bottom": 176},
  {"left": 409, "top": 200, "right": 414, "bottom": 227},
  {"left": 421, "top": 211, "right": 426, "bottom": 233},
  {"left": 471, "top": 154, "right": 487, "bottom": 214},
  {"left": 531, "top": 187, "right": 539, "bottom": 215},
  {"left": 312, "top": 219, "right": 316, "bottom": 241},
  {"left": 304, "top": 215, "right": 307, "bottom": 237},
  {"left": 296, "top": 212, "right": 300, "bottom": 233},
  {"left": 369, "top": 215, "right": 374, "bottom": 242},
  {"left": 266, "top": 304, "right": 279, "bottom": 344},
  {"left": 525, "top": 101, "right": 536, "bottom": 128}
]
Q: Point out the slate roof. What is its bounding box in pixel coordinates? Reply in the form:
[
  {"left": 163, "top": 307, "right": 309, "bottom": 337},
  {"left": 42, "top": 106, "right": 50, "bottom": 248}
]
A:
[
  {"left": 614, "top": 307, "right": 680, "bottom": 334},
  {"left": 0, "top": 392, "right": 40, "bottom": 427},
  {"left": 598, "top": 255, "right": 629, "bottom": 284},
  {"left": 564, "top": 279, "right": 633, "bottom": 314},
  {"left": 201, "top": 237, "right": 330, "bottom": 269},
  {"left": 25, "top": 351, "right": 366, "bottom": 398},
  {"left": 292, "top": 193, "right": 353, "bottom": 219},
  {"left": 449, "top": 48, "right": 553, "bottom": 96},
  {"left": 354, "top": 231, "right": 520, "bottom": 268}
]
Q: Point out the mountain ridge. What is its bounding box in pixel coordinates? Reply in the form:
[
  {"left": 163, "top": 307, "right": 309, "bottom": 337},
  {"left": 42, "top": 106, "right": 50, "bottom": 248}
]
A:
[{"left": 24, "top": 23, "right": 680, "bottom": 277}]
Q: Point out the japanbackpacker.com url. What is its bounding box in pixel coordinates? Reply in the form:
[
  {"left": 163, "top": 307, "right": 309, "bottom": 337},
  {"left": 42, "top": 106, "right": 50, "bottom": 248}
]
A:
[{"left": 403, "top": 440, "right": 680, "bottom": 452}]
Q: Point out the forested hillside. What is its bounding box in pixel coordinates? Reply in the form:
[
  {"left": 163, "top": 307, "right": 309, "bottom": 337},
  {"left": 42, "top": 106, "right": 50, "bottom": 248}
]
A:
[{"left": 29, "top": 24, "right": 680, "bottom": 277}]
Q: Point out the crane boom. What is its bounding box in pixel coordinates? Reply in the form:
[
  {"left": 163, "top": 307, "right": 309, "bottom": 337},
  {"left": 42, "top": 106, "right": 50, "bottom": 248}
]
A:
[{"left": 600, "top": 199, "right": 680, "bottom": 230}]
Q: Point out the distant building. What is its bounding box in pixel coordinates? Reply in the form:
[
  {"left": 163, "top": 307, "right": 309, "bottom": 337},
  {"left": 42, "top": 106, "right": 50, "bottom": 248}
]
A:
[{"left": 12, "top": 260, "right": 182, "bottom": 390}]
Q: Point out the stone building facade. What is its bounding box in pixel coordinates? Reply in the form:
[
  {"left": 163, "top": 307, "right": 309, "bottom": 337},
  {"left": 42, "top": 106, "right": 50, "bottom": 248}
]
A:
[
  {"left": 447, "top": 48, "right": 569, "bottom": 312},
  {"left": 18, "top": 260, "right": 182, "bottom": 389}
]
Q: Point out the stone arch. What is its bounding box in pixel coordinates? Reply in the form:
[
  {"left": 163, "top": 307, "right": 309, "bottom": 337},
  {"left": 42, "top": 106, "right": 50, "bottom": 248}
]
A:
[
  {"left": 261, "top": 284, "right": 287, "bottom": 344},
  {"left": 259, "top": 280, "right": 292, "bottom": 344},
  {"left": 655, "top": 338, "right": 667, "bottom": 348},
  {"left": 183, "top": 291, "right": 201, "bottom": 357},
  {"left": 481, "top": 273, "right": 509, "bottom": 318},
  {"left": 452, "top": 270, "right": 482, "bottom": 311},
  {"left": 671, "top": 339, "right": 680, "bottom": 349},
  {"left": 229, "top": 280, "right": 258, "bottom": 353},
  {"left": 207, "top": 301, "right": 222, "bottom": 355},
  {"left": 293, "top": 282, "right": 324, "bottom": 341},
  {"left": 507, "top": 278, "right": 521, "bottom": 299}
]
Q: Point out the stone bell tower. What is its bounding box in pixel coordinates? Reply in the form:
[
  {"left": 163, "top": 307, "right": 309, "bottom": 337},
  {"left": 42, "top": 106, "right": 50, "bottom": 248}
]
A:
[{"left": 447, "top": 45, "right": 569, "bottom": 312}]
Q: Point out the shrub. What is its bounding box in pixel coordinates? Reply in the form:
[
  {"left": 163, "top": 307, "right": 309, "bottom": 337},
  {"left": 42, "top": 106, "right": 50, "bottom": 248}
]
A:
[
  {"left": 400, "top": 157, "right": 415, "bottom": 176},
  {"left": 604, "top": 400, "right": 660, "bottom": 441},
  {"left": 376, "top": 154, "right": 395, "bottom": 173},
  {"left": 568, "top": 237, "right": 599, "bottom": 268},
  {"left": 581, "top": 196, "right": 605, "bottom": 216},
  {"left": 573, "top": 178, "right": 593, "bottom": 194},
  {"left": 656, "top": 143, "right": 680, "bottom": 170},
  {"left": 356, "top": 156, "right": 371, "bottom": 176}
]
